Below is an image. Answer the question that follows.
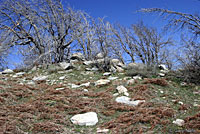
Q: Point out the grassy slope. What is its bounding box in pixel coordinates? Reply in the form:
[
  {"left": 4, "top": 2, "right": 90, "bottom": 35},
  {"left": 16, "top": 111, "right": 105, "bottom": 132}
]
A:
[{"left": 0, "top": 65, "right": 199, "bottom": 134}]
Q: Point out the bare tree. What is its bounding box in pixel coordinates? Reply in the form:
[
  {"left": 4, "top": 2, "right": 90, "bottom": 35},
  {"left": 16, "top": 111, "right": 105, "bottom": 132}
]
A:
[
  {"left": 131, "top": 22, "right": 173, "bottom": 66},
  {"left": 0, "top": 0, "right": 86, "bottom": 66},
  {"left": 141, "top": 8, "right": 200, "bottom": 84},
  {"left": 140, "top": 8, "right": 200, "bottom": 37}
]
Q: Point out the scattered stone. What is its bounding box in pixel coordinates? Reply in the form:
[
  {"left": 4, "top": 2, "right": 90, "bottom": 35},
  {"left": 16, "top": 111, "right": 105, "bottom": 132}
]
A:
[
  {"left": 86, "top": 67, "right": 99, "bottom": 71},
  {"left": 115, "top": 96, "right": 145, "bottom": 106},
  {"left": 71, "top": 52, "right": 84, "bottom": 61},
  {"left": 178, "top": 101, "right": 184, "bottom": 105},
  {"left": 172, "top": 119, "right": 185, "bottom": 126},
  {"left": 16, "top": 72, "right": 25, "bottom": 76},
  {"left": 158, "top": 64, "right": 168, "bottom": 71},
  {"left": 83, "top": 89, "right": 89, "bottom": 92},
  {"left": 103, "top": 72, "right": 111, "bottom": 76},
  {"left": 71, "top": 84, "right": 81, "bottom": 88},
  {"left": 31, "top": 66, "right": 37, "bottom": 72},
  {"left": 115, "top": 66, "right": 124, "bottom": 72},
  {"left": 158, "top": 73, "right": 165, "bottom": 77},
  {"left": 126, "top": 63, "right": 146, "bottom": 70},
  {"left": 70, "top": 112, "right": 98, "bottom": 126},
  {"left": 116, "top": 85, "right": 129, "bottom": 96},
  {"left": 80, "top": 82, "right": 90, "bottom": 87},
  {"left": 2, "top": 69, "right": 14, "bottom": 74},
  {"left": 127, "top": 79, "right": 135, "bottom": 85},
  {"left": 27, "top": 81, "right": 35, "bottom": 85},
  {"left": 123, "top": 77, "right": 132, "bottom": 80},
  {"left": 83, "top": 61, "right": 94, "bottom": 66},
  {"left": 113, "top": 93, "right": 119, "bottom": 96},
  {"left": 95, "top": 79, "right": 110, "bottom": 86},
  {"left": 96, "top": 53, "right": 104, "bottom": 59},
  {"left": 56, "top": 87, "right": 65, "bottom": 90},
  {"left": 180, "top": 82, "right": 187, "bottom": 86},
  {"left": 132, "top": 76, "right": 142, "bottom": 80},
  {"left": 33, "top": 76, "right": 48, "bottom": 81},
  {"left": 97, "top": 128, "right": 109, "bottom": 133},
  {"left": 59, "top": 62, "right": 74, "bottom": 70},
  {"left": 59, "top": 76, "right": 66, "bottom": 80},
  {"left": 108, "top": 76, "right": 118, "bottom": 80}
]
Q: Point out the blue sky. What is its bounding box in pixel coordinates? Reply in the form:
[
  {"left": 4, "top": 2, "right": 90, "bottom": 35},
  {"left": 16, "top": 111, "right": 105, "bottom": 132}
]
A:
[{"left": 64, "top": 0, "right": 200, "bottom": 28}]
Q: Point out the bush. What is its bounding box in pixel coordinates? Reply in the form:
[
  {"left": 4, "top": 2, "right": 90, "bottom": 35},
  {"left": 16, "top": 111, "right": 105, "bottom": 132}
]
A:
[{"left": 125, "top": 64, "right": 160, "bottom": 78}]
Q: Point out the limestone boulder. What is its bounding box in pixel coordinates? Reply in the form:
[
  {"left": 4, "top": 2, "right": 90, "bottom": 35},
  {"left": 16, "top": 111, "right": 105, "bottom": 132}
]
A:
[
  {"left": 70, "top": 112, "right": 98, "bottom": 126},
  {"left": 115, "top": 96, "right": 145, "bottom": 106},
  {"left": 95, "top": 79, "right": 110, "bottom": 86}
]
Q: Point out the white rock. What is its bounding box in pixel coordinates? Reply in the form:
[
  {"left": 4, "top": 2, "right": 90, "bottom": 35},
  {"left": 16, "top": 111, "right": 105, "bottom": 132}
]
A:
[
  {"left": 71, "top": 52, "right": 84, "bottom": 61},
  {"left": 27, "top": 81, "right": 35, "bottom": 85},
  {"left": 16, "top": 72, "right": 25, "bottom": 76},
  {"left": 56, "top": 87, "right": 65, "bottom": 90},
  {"left": 71, "top": 84, "right": 81, "bottom": 88},
  {"left": 124, "top": 92, "right": 130, "bottom": 96},
  {"left": 2, "top": 69, "right": 13, "bottom": 74},
  {"left": 81, "top": 82, "right": 90, "bottom": 87},
  {"left": 178, "top": 101, "right": 184, "bottom": 105},
  {"left": 159, "top": 64, "right": 168, "bottom": 71},
  {"left": 59, "top": 62, "right": 73, "bottom": 70},
  {"left": 172, "top": 119, "right": 185, "bottom": 126},
  {"left": 158, "top": 73, "right": 165, "bottom": 77},
  {"left": 70, "top": 112, "right": 98, "bottom": 126},
  {"left": 83, "top": 89, "right": 89, "bottom": 92},
  {"left": 132, "top": 76, "right": 142, "bottom": 80},
  {"left": 108, "top": 76, "right": 118, "bottom": 80},
  {"left": 103, "top": 72, "right": 111, "bottom": 76},
  {"left": 116, "top": 85, "right": 128, "bottom": 96},
  {"left": 33, "top": 76, "right": 48, "bottom": 81},
  {"left": 97, "top": 128, "right": 109, "bottom": 133},
  {"left": 95, "top": 79, "right": 110, "bottom": 86},
  {"left": 116, "top": 66, "right": 124, "bottom": 72},
  {"left": 115, "top": 96, "right": 145, "bottom": 106},
  {"left": 96, "top": 53, "right": 104, "bottom": 59},
  {"left": 59, "top": 76, "right": 66, "bottom": 80},
  {"left": 127, "top": 79, "right": 135, "bottom": 85},
  {"left": 83, "top": 61, "right": 94, "bottom": 66},
  {"left": 113, "top": 93, "right": 119, "bottom": 96}
]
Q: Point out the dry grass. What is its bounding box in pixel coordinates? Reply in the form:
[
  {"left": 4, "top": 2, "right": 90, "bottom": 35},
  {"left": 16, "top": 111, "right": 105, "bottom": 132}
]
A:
[{"left": 0, "top": 70, "right": 199, "bottom": 134}]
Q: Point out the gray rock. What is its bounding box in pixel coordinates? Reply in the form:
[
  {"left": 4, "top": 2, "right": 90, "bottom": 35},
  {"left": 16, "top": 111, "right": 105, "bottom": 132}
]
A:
[
  {"left": 96, "top": 53, "right": 104, "bottom": 59},
  {"left": 47, "top": 64, "right": 63, "bottom": 73},
  {"left": 103, "top": 72, "right": 111, "bottom": 76},
  {"left": 59, "top": 62, "right": 74, "bottom": 70},
  {"left": 126, "top": 63, "right": 146, "bottom": 70},
  {"left": 70, "top": 112, "right": 98, "bottom": 126},
  {"left": 71, "top": 52, "right": 85, "bottom": 61},
  {"left": 108, "top": 76, "right": 118, "bottom": 80},
  {"left": 2, "top": 69, "right": 14, "bottom": 74},
  {"left": 115, "top": 96, "right": 145, "bottom": 106},
  {"left": 83, "top": 60, "right": 94, "bottom": 66}
]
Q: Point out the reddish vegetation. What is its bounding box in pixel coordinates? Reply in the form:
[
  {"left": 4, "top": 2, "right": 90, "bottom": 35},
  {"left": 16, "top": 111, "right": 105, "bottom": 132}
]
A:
[
  {"left": 143, "top": 78, "right": 168, "bottom": 86},
  {"left": 184, "top": 112, "right": 200, "bottom": 129},
  {"left": 0, "top": 74, "right": 199, "bottom": 133}
]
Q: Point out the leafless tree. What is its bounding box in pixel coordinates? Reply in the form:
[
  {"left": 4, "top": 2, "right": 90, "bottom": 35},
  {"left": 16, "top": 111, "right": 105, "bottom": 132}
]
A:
[
  {"left": 140, "top": 8, "right": 200, "bottom": 37},
  {"left": 141, "top": 8, "right": 200, "bottom": 84},
  {"left": 0, "top": 0, "right": 86, "bottom": 66},
  {"left": 94, "top": 18, "right": 115, "bottom": 58},
  {"left": 113, "top": 22, "right": 172, "bottom": 66}
]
